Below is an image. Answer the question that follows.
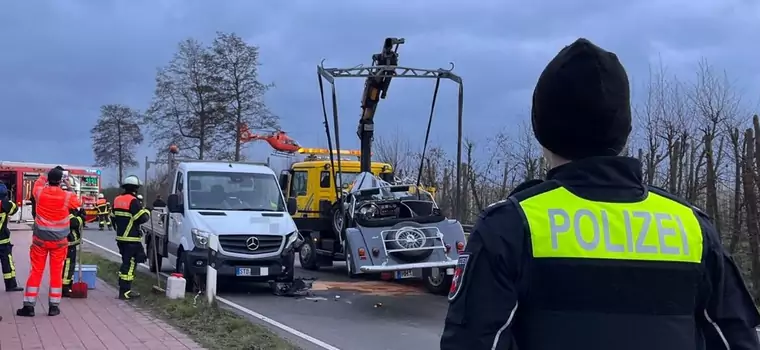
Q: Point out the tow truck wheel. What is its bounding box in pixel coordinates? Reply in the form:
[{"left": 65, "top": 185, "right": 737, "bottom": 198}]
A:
[
  {"left": 298, "top": 237, "right": 319, "bottom": 271},
  {"left": 332, "top": 207, "right": 344, "bottom": 237},
  {"left": 422, "top": 267, "right": 453, "bottom": 295}
]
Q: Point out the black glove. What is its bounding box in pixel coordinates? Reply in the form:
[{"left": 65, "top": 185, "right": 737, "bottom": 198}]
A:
[{"left": 509, "top": 179, "right": 545, "bottom": 197}]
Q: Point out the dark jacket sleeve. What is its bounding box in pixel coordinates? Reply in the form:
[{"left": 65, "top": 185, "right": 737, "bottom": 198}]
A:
[
  {"left": 1, "top": 200, "right": 12, "bottom": 215},
  {"left": 129, "top": 198, "right": 150, "bottom": 226},
  {"left": 29, "top": 195, "right": 36, "bottom": 218},
  {"left": 697, "top": 212, "right": 760, "bottom": 349},
  {"left": 441, "top": 200, "right": 526, "bottom": 350}
]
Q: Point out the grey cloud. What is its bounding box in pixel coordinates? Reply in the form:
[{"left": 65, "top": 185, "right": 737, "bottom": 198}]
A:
[{"left": 0, "top": 0, "right": 757, "bottom": 174}]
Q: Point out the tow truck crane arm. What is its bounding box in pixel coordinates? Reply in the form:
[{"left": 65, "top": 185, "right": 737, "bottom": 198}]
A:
[
  {"left": 316, "top": 37, "right": 466, "bottom": 219},
  {"left": 358, "top": 38, "right": 403, "bottom": 173}
]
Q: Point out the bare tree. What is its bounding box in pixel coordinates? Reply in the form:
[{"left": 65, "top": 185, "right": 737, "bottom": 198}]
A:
[
  {"left": 375, "top": 132, "right": 413, "bottom": 179},
  {"left": 91, "top": 104, "right": 144, "bottom": 184},
  {"left": 210, "top": 32, "right": 278, "bottom": 161},
  {"left": 145, "top": 38, "right": 224, "bottom": 160}
]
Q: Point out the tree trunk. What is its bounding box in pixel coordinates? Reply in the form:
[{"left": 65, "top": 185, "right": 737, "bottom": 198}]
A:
[
  {"left": 704, "top": 134, "right": 721, "bottom": 235},
  {"left": 117, "top": 120, "right": 123, "bottom": 185},
  {"left": 729, "top": 128, "right": 743, "bottom": 254},
  {"left": 668, "top": 140, "right": 680, "bottom": 193},
  {"left": 234, "top": 119, "right": 242, "bottom": 161},
  {"left": 741, "top": 128, "right": 760, "bottom": 298}
]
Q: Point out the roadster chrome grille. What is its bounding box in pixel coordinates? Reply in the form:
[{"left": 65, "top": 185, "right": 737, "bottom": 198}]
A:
[{"left": 379, "top": 226, "right": 446, "bottom": 255}]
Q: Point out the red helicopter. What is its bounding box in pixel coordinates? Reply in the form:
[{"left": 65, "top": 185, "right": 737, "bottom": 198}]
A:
[{"left": 238, "top": 124, "right": 302, "bottom": 154}]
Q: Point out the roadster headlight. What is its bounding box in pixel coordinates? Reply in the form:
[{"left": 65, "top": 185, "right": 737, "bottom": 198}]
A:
[
  {"left": 358, "top": 203, "right": 378, "bottom": 217},
  {"left": 191, "top": 228, "right": 210, "bottom": 248}
]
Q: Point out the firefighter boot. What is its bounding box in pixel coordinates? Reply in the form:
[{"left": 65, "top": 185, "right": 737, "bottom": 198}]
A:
[
  {"left": 48, "top": 304, "right": 61, "bottom": 316},
  {"left": 62, "top": 284, "right": 72, "bottom": 298},
  {"left": 118, "top": 289, "right": 141, "bottom": 300},
  {"left": 16, "top": 305, "right": 35, "bottom": 317},
  {"left": 5, "top": 278, "right": 23, "bottom": 292}
]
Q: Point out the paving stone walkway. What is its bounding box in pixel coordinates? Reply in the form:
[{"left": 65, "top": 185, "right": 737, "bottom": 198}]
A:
[{"left": 0, "top": 224, "right": 205, "bottom": 350}]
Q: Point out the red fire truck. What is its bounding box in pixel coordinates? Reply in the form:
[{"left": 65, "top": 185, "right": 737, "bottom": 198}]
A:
[{"left": 0, "top": 161, "right": 102, "bottom": 223}]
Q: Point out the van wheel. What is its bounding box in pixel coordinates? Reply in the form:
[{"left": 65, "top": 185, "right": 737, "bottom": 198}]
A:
[
  {"left": 298, "top": 238, "right": 319, "bottom": 271},
  {"left": 422, "top": 267, "right": 453, "bottom": 295},
  {"left": 147, "top": 241, "right": 163, "bottom": 273},
  {"left": 176, "top": 252, "right": 195, "bottom": 293}
]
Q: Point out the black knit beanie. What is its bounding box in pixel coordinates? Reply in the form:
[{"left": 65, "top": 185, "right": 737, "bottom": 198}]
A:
[{"left": 531, "top": 38, "right": 632, "bottom": 160}]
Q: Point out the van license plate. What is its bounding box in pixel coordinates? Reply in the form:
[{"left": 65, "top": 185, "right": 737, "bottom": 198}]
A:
[
  {"left": 236, "top": 268, "right": 252, "bottom": 276},
  {"left": 236, "top": 267, "right": 269, "bottom": 276},
  {"left": 394, "top": 269, "right": 415, "bottom": 279}
]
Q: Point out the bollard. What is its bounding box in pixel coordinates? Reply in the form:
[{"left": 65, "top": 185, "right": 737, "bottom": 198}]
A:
[{"left": 206, "top": 234, "right": 219, "bottom": 304}]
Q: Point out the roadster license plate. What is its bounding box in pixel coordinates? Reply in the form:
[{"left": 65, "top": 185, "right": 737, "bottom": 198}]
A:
[{"left": 394, "top": 269, "right": 415, "bottom": 279}]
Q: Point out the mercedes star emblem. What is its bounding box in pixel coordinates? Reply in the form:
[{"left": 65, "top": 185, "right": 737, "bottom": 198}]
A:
[{"left": 246, "top": 237, "right": 260, "bottom": 251}]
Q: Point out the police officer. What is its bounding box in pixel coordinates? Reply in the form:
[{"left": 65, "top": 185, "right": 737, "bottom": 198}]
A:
[
  {"left": 440, "top": 38, "right": 760, "bottom": 350},
  {"left": 111, "top": 175, "right": 150, "bottom": 300},
  {"left": 62, "top": 208, "right": 83, "bottom": 297}
]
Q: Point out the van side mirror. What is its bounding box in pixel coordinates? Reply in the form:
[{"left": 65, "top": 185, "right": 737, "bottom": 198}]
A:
[
  {"left": 286, "top": 197, "right": 297, "bottom": 216},
  {"left": 167, "top": 194, "right": 183, "bottom": 214}
]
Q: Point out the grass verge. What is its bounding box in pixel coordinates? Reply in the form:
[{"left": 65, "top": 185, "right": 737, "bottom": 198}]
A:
[{"left": 79, "top": 251, "right": 300, "bottom": 350}]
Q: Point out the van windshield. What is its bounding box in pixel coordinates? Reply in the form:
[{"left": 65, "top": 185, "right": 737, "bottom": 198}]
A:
[{"left": 187, "top": 171, "right": 285, "bottom": 212}]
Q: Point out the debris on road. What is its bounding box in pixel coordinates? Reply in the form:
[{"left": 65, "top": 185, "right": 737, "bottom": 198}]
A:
[
  {"left": 271, "top": 277, "right": 315, "bottom": 297},
  {"left": 305, "top": 296, "right": 328, "bottom": 302}
]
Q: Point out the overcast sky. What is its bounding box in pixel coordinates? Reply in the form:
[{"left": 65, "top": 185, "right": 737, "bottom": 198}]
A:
[{"left": 1, "top": 0, "right": 758, "bottom": 185}]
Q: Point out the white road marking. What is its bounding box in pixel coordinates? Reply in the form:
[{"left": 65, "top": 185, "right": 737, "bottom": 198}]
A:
[{"left": 82, "top": 238, "right": 342, "bottom": 350}]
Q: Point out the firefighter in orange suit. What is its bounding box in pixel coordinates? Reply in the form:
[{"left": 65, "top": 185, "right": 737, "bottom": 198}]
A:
[
  {"left": 62, "top": 207, "right": 83, "bottom": 297},
  {"left": 0, "top": 183, "right": 23, "bottom": 293},
  {"left": 30, "top": 165, "right": 66, "bottom": 220},
  {"left": 95, "top": 193, "right": 112, "bottom": 231},
  {"left": 111, "top": 175, "right": 149, "bottom": 299},
  {"left": 17, "top": 167, "right": 81, "bottom": 317}
]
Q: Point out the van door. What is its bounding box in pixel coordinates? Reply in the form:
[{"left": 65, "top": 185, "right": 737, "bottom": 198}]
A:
[{"left": 168, "top": 171, "right": 184, "bottom": 244}]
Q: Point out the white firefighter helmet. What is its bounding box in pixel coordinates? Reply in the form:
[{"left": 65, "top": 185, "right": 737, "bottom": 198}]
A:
[
  {"left": 122, "top": 175, "right": 142, "bottom": 187},
  {"left": 98, "top": 193, "right": 105, "bottom": 199},
  {"left": 137, "top": 194, "right": 144, "bottom": 200}
]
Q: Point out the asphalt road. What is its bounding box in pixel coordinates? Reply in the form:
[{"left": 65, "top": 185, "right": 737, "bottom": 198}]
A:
[{"left": 81, "top": 227, "right": 448, "bottom": 350}]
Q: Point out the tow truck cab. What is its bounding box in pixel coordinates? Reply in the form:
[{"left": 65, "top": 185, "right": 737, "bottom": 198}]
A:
[{"left": 144, "top": 161, "right": 299, "bottom": 292}]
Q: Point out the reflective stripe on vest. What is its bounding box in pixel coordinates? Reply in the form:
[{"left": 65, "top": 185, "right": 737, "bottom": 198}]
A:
[
  {"left": 34, "top": 188, "right": 73, "bottom": 230},
  {"left": 0, "top": 201, "right": 15, "bottom": 228},
  {"left": 68, "top": 214, "right": 83, "bottom": 245},
  {"left": 518, "top": 187, "right": 704, "bottom": 263},
  {"left": 0, "top": 202, "right": 14, "bottom": 244},
  {"left": 113, "top": 195, "right": 147, "bottom": 242}
]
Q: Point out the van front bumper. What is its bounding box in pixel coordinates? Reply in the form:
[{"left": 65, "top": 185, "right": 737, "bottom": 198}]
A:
[{"left": 186, "top": 247, "right": 295, "bottom": 281}]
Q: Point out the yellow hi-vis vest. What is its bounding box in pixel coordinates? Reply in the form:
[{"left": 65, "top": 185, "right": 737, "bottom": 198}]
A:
[{"left": 518, "top": 187, "right": 704, "bottom": 263}]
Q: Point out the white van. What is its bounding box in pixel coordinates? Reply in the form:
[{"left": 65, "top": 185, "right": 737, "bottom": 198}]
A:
[{"left": 144, "top": 161, "right": 300, "bottom": 292}]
